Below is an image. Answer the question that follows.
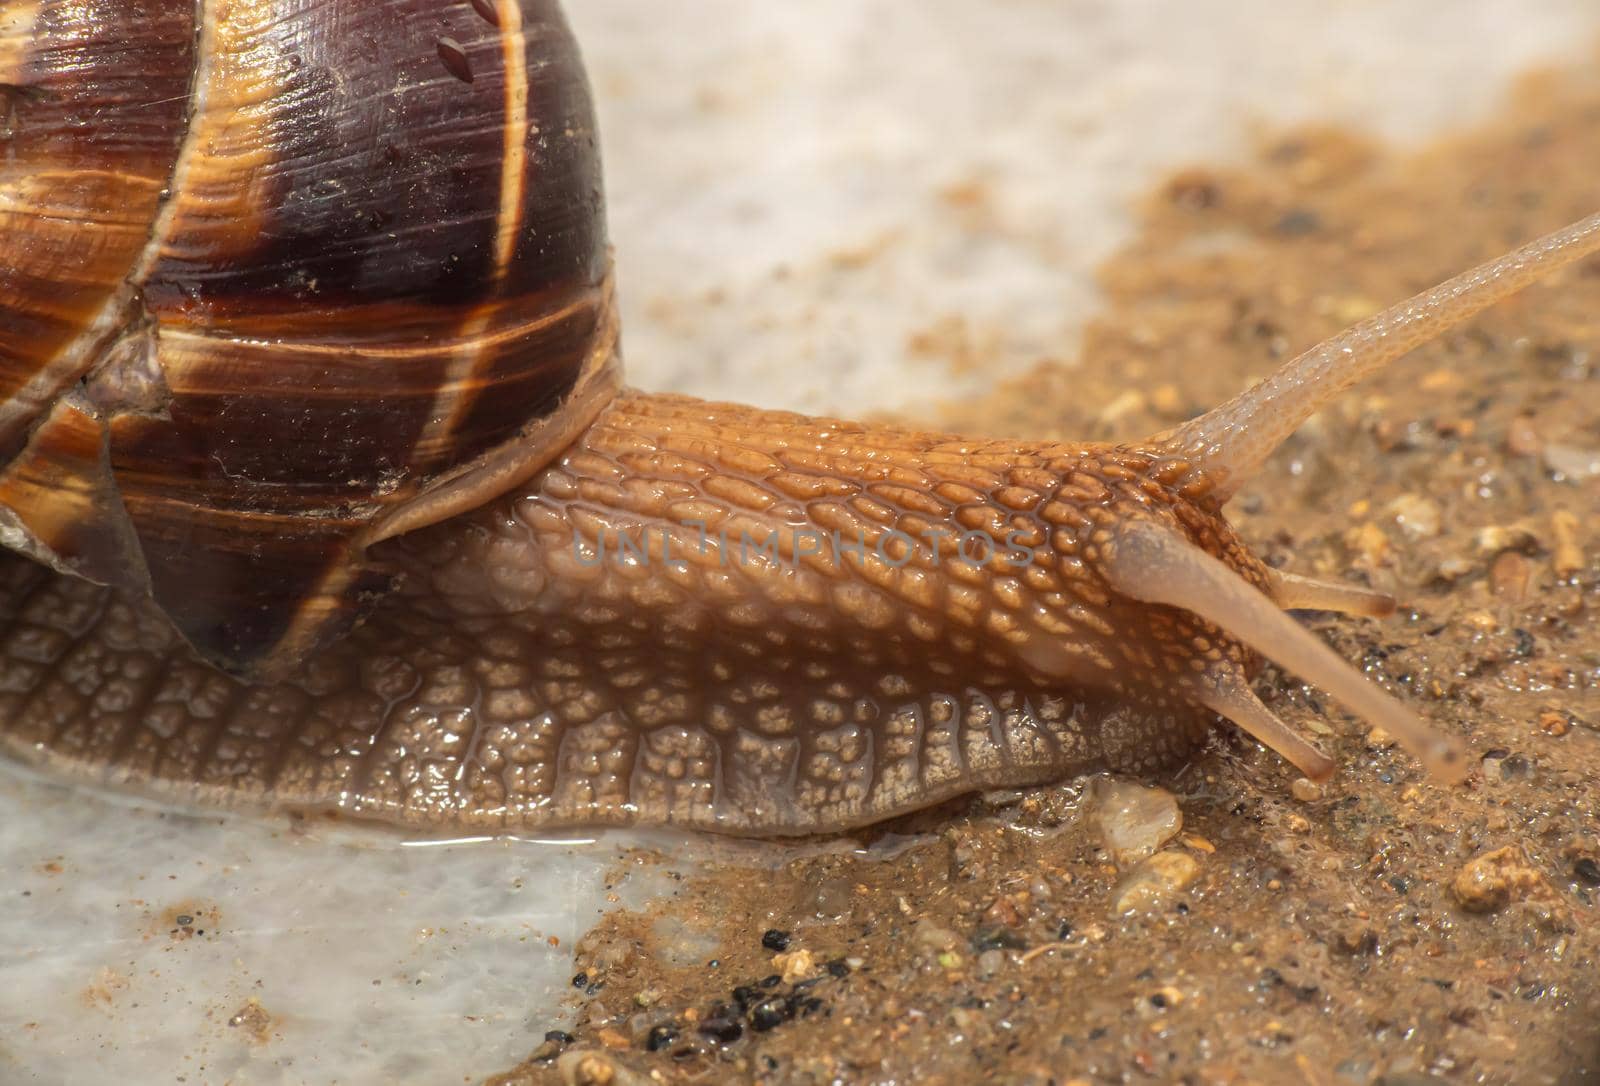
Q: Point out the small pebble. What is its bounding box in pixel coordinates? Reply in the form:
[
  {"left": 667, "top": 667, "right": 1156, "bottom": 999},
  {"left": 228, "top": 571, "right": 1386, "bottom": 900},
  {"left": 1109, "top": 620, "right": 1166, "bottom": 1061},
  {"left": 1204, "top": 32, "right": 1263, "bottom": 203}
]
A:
[
  {"left": 697, "top": 1013, "right": 743, "bottom": 1044},
  {"left": 1574, "top": 858, "right": 1600, "bottom": 887},
  {"left": 1430, "top": 555, "right": 1475, "bottom": 583},
  {"left": 1452, "top": 845, "right": 1547, "bottom": 913},
  {"left": 557, "top": 1049, "right": 652, "bottom": 1086},
  {"left": 1383, "top": 494, "right": 1441, "bottom": 541},
  {"left": 1334, "top": 923, "right": 1377, "bottom": 955},
  {"left": 773, "top": 948, "right": 819, "bottom": 984},
  {"left": 1542, "top": 442, "right": 1600, "bottom": 480},
  {"left": 1537, "top": 708, "right": 1571, "bottom": 737},
  {"left": 760, "top": 929, "right": 790, "bottom": 952},
  {"left": 1111, "top": 850, "right": 1201, "bottom": 915},
  {"left": 1551, "top": 510, "right": 1585, "bottom": 576},
  {"left": 749, "top": 999, "right": 789, "bottom": 1032},
  {"left": 1137, "top": 985, "right": 1185, "bottom": 1015},
  {"left": 914, "top": 921, "right": 961, "bottom": 953},
  {"left": 1473, "top": 524, "right": 1537, "bottom": 557},
  {"left": 1344, "top": 521, "right": 1390, "bottom": 569},
  {"left": 1090, "top": 777, "right": 1182, "bottom": 864},
  {"left": 1490, "top": 551, "right": 1531, "bottom": 601},
  {"left": 1290, "top": 778, "right": 1323, "bottom": 803}
]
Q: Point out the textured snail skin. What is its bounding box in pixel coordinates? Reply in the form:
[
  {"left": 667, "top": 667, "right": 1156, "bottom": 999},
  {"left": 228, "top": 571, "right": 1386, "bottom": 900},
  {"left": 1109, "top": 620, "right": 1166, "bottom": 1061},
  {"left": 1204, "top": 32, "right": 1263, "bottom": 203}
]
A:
[{"left": 0, "top": 393, "right": 1244, "bottom": 832}]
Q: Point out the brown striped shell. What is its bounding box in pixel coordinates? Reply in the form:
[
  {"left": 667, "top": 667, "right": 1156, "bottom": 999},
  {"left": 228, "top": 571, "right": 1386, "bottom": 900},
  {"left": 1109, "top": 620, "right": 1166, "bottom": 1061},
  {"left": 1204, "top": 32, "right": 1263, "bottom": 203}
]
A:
[{"left": 0, "top": 0, "right": 618, "bottom": 676}]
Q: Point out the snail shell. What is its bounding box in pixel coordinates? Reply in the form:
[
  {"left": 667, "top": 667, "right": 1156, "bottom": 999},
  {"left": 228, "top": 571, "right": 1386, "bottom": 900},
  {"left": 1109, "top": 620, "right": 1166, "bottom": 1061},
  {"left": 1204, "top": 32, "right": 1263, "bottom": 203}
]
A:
[{"left": 0, "top": 0, "right": 618, "bottom": 676}]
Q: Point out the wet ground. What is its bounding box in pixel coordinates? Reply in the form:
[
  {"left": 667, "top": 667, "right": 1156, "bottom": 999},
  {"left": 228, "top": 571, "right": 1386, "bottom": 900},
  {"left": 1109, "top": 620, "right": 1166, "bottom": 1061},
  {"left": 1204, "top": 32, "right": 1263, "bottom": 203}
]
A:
[{"left": 486, "top": 69, "right": 1600, "bottom": 1086}]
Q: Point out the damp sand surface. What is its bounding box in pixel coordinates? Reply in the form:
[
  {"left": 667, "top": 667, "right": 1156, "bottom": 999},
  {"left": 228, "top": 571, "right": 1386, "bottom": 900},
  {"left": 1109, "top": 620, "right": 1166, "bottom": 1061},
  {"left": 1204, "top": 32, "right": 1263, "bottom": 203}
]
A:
[{"left": 487, "top": 71, "right": 1600, "bottom": 1086}]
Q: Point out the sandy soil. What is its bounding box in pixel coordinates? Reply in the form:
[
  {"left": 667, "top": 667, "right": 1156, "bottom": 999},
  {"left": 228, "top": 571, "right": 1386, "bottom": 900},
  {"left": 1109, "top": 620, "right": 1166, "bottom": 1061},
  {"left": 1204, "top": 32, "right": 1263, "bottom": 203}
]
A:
[{"left": 489, "top": 69, "right": 1600, "bottom": 1086}]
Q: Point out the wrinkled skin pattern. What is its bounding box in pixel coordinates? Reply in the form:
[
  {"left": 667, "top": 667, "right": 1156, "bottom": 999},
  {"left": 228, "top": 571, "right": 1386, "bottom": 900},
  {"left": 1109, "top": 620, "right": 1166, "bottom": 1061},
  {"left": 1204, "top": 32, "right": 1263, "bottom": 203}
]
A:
[{"left": 0, "top": 392, "right": 1266, "bottom": 834}]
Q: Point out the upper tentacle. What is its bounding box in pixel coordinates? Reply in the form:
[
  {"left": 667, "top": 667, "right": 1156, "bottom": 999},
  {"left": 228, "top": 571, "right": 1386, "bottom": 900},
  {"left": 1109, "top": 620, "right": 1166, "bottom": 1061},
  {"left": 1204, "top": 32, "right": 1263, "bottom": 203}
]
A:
[{"left": 1151, "top": 211, "right": 1600, "bottom": 503}]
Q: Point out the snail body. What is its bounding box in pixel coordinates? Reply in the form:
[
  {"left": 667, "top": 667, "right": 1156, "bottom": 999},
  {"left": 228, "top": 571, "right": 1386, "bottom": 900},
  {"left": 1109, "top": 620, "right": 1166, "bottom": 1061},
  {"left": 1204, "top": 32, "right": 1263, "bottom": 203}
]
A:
[{"left": 2, "top": 1, "right": 1598, "bottom": 832}]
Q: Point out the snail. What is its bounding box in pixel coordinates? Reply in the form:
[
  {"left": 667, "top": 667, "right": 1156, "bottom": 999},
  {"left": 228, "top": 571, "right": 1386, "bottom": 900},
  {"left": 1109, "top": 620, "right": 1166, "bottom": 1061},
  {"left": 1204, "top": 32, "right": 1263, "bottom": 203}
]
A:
[{"left": 1, "top": 1, "right": 1597, "bottom": 834}]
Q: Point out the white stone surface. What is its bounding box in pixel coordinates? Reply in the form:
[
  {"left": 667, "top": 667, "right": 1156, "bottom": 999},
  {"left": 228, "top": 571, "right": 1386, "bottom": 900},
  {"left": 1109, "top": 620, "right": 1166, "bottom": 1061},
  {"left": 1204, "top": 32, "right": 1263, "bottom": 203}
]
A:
[
  {"left": 572, "top": 0, "right": 1600, "bottom": 417},
  {"left": 4, "top": 3, "right": 1597, "bottom": 1084}
]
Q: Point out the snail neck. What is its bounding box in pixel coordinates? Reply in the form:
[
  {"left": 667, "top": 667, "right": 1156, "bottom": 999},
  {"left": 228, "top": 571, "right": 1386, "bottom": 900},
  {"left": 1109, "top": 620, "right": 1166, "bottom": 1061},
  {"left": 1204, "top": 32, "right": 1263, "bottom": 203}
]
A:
[{"left": 383, "top": 389, "right": 1219, "bottom": 696}]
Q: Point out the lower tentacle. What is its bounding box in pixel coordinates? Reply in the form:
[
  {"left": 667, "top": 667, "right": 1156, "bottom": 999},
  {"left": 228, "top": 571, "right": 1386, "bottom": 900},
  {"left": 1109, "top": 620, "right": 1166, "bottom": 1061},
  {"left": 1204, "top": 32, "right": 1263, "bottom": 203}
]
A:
[{"left": 1099, "top": 519, "right": 1464, "bottom": 782}]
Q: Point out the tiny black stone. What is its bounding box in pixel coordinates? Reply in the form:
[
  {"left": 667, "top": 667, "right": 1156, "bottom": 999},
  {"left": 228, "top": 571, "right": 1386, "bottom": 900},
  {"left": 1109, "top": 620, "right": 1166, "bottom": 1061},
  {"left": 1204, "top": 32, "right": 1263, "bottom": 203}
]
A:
[
  {"left": 706, "top": 959, "right": 720, "bottom": 969},
  {"left": 761, "top": 974, "right": 783, "bottom": 988},
  {"left": 698, "top": 1015, "right": 743, "bottom": 1044},
  {"left": 761, "top": 929, "right": 791, "bottom": 951},
  {"left": 1575, "top": 857, "right": 1600, "bottom": 887},
  {"left": 825, "top": 959, "right": 850, "bottom": 979},
  {"left": 1055, "top": 919, "right": 1074, "bottom": 939},
  {"left": 1512, "top": 628, "right": 1536, "bottom": 657},
  {"left": 544, "top": 1030, "right": 574, "bottom": 1044},
  {"left": 1149, "top": 992, "right": 1168, "bottom": 1009},
  {"left": 570, "top": 972, "right": 587, "bottom": 989},
  {"left": 175, "top": 915, "right": 193, "bottom": 926},
  {"left": 645, "top": 1025, "right": 679, "bottom": 1051},
  {"left": 749, "top": 998, "right": 790, "bottom": 1032},
  {"left": 731, "top": 984, "right": 761, "bottom": 1009}
]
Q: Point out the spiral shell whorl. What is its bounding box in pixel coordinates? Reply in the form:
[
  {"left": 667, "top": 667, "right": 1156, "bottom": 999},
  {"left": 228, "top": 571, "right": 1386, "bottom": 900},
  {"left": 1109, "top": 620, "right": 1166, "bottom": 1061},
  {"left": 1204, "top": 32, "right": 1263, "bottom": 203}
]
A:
[{"left": 0, "top": 0, "right": 615, "bottom": 674}]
